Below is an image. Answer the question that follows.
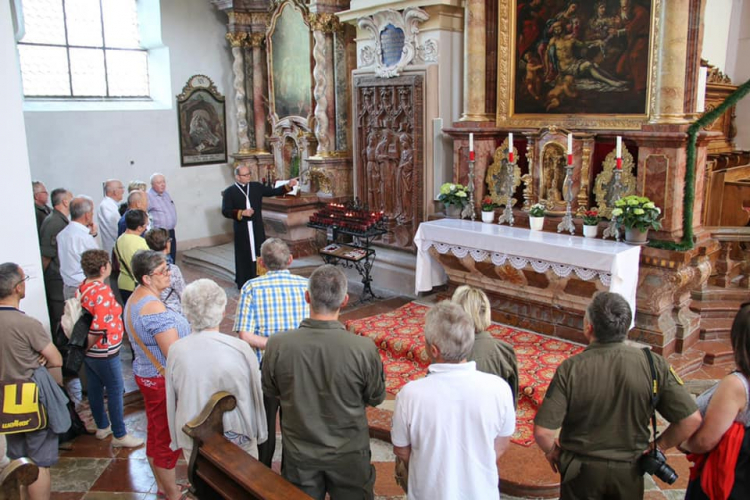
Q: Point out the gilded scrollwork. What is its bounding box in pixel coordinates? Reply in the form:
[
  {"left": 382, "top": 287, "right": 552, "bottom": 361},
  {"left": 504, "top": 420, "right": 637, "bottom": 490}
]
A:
[
  {"left": 247, "top": 33, "right": 265, "bottom": 48},
  {"left": 225, "top": 31, "right": 248, "bottom": 47},
  {"left": 485, "top": 140, "right": 521, "bottom": 207},
  {"left": 357, "top": 7, "right": 429, "bottom": 78},
  {"left": 593, "top": 148, "right": 637, "bottom": 219}
]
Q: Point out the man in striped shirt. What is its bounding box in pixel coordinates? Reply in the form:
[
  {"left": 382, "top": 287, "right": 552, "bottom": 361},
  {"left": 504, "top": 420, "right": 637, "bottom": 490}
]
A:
[
  {"left": 234, "top": 237, "right": 309, "bottom": 467},
  {"left": 147, "top": 173, "right": 178, "bottom": 263}
]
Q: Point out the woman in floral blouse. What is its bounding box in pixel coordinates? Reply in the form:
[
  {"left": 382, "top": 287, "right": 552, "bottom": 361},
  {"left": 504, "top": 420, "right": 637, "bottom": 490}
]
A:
[{"left": 79, "top": 249, "right": 143, "bottom": 448}]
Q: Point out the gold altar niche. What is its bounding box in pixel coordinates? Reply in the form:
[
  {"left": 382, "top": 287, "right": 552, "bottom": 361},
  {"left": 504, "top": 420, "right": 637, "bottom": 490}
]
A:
[
  {"left": 593, "top": 148, "right": 637, "bottom": 219},
  {"left": 485, "top": 137, "right": 521, "bottom": 210}
]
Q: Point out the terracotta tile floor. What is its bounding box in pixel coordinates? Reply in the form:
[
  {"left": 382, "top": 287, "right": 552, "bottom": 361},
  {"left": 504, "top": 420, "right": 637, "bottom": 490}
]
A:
[{"left": 30, "top": 254, "right": 732, "bottom": 499}]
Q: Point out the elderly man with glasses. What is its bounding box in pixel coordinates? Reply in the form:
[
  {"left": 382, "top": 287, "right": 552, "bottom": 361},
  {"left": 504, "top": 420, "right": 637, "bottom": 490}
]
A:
[{"left": 221, "top": 165, "right": 297, "bottom": 289}]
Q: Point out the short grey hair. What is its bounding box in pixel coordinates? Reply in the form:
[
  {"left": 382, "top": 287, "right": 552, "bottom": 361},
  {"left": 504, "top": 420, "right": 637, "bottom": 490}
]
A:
[
  {"left": 261, "top": 238, "right": 291, "bottom": 271},
  {"left": 150, "top": 173, "right": 165, "bottom": 185},
  {"left": 127, "top": 190, "right": 145, "bottom": 208},
  {"left": 234, "top": 165, "right": 248, "bottom": 176},
  {"left": 0, "top": 263, "right": 23, "bottom": 300},
  {"left": 308, "top": 265, "right": 347, "bottom": 314},
  {"left": 69, "top": 196, "right": 94, "bottom": 220},
  {"left": 182, "top": 279, "right": 227, "bottom": 332},
  {"left": 32, "top": 181, "right": 45, "bottom": 194},
  {"left": 104, "top": 179, "right": 123, "bottom": 195},
  {"left": 50, "top": 188, "right": 70, "bottom": 207},
  {"left": 424, "top": 301, "right": 474, "bottom": 363},
  {"left": 586, "top": 292, "right": 632, "bottom": 343}
]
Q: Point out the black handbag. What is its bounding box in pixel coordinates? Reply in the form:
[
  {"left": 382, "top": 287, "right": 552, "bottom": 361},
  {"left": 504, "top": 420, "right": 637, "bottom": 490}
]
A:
[{"left": 63, "top": 309, "right": 94, "bottom": 373}]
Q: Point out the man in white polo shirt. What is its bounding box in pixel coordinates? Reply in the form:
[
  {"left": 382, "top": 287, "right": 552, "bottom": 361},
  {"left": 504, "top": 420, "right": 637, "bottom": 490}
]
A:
[
  {"left": 57, "top": 196, "right": 99, "bottom": 299},
  {"left": 97, "top": 179, "right": 125, "bottom": 255},
  {"left": 391, "top": 301, "right": 516, "bottom": 500}
]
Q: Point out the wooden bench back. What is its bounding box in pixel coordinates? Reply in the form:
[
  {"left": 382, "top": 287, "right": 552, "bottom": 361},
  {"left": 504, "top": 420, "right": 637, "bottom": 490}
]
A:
[
  {"left": 182, "top": 391, "right": 313, "bottom": 500},
  {"left": 0, "top": 457, "right": 39, "bottom": 500}
]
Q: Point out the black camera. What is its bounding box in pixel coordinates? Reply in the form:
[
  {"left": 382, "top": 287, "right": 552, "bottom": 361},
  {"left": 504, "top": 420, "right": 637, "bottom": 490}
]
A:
[{"left": 639, "top": 449, "right": 678, "bottom": 484}]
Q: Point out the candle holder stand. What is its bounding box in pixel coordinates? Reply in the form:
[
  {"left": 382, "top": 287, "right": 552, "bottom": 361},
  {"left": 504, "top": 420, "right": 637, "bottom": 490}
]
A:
[
  {"left": 557, "top": 163, "right": 575, "bottom": 234},
  {"left": 603, "top": 168, "right": 624, "bottom": 241},
  {"left": 498, "top": 158, "right": 516, "bottom": 226},
  {"left": 468, "top": 156, "right": 476, "bottom": 221}
]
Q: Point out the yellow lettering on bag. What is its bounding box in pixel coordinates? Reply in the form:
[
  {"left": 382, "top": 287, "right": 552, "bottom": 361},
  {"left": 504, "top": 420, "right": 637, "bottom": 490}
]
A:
[
  {"left": 3, "top": 383, "right": 39, "bottom": 414},
  {"left": 2, "top": 418, "right": 33, "bottom": 429}
]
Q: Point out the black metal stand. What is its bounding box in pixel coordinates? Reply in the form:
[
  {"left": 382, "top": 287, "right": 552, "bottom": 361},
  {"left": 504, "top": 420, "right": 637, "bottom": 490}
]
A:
[{"left": 308, "top": 223, "right": 387, "bottom": 304}]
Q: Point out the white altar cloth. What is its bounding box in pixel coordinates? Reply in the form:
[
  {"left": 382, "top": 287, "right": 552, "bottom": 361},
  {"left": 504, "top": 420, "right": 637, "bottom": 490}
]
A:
[{"left": 414, "top": 219, "right": 641, "bottom": 316}]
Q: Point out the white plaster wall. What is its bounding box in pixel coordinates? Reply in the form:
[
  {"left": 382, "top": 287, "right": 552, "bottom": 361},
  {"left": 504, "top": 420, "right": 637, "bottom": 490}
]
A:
[
  {"left": 702, "top": 0, "right": 734, "bottom": 70},
  {"left": 1, "top": 0, "right": 49, "bottom": 329},
  {"left": 726, "top": 0, "right": 750, "bottom": 150},
  {"left": 22, "top": 0, "right": 237, "bottom": 248}
]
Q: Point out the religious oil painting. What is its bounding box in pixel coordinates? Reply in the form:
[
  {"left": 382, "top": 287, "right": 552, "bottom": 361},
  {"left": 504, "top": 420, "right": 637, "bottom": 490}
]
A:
[
  {"left": 269, "top": 2, "right": 313, "bottom": 120},
  {"left": 177, "top": 75, "right": 227, "bottom": 167},
  {"left": 514, "top": 0, "right": 653, "bottom": 115}
]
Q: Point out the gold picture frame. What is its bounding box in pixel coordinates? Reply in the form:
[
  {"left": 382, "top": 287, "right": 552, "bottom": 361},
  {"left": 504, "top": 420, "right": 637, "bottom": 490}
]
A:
[{"left": 497, "top": 0, "right": 661, "bottom": 130}]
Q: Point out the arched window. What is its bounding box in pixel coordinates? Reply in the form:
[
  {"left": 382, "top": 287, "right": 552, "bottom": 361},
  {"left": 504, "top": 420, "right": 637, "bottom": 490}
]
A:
[{"left": 16, "top": 0, "right": 149, "bottom": 98}]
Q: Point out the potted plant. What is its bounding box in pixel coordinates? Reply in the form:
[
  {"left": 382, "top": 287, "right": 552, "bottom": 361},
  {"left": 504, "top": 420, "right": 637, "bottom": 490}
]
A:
[
  {"left": 611, "top": 195, "right": 662, "bottom": 244},
  {"left": 529, "top": 203, "right": 545, "bottom": 231},
  {"left": 438, "top": 183, "right": 469, "bottom": 218},
  {"left": 582, "top": 208, "right": 600, "bottom": 238},
  {"left": 481, "top": 196, "right": 496, "bottom": 223}
]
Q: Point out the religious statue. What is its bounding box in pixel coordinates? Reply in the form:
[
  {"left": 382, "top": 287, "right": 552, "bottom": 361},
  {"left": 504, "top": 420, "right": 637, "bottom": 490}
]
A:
[
  {"left": 365, "top": 131, "right": 382, "bottom": 210},
  {"left": 397, "top": 132, "right": 414, "bottom": 222},
  {"left": 376, "top": 129, "right": 398, "bottom": 214},
  {"left": 542, "top": 147, "right": 566, "bottom": 204}
]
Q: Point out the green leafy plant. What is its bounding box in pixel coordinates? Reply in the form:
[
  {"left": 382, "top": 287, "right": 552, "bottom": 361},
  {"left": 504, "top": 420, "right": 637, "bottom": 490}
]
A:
[
  {"left": 438, "top": 183, "right": 469, "bottom": 207},
  {"left": 582, "top": 208, "right": 600, "bottom": 226},
  {"left": 529, "top": 203, "right": 545, "bottom": 217},
  {"left": 481, "top": 196, "right": 496, "bottom": 212},
  {"left": 611, "top": 195, "right": 662, "bottom": 232}
]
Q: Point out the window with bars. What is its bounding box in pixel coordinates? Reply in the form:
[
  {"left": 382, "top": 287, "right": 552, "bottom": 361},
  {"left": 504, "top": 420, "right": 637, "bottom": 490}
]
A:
[{"left": 17, "top": 0, "right": 150, "bottom": 98}]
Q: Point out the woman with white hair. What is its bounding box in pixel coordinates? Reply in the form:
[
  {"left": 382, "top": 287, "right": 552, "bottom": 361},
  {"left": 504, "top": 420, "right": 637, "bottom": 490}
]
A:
[
  {"left": 452, "top": 285, "right": 519, "bottom": 405},
  {"left": 165, "top": 279, "right": 267, "bottom": 461}
]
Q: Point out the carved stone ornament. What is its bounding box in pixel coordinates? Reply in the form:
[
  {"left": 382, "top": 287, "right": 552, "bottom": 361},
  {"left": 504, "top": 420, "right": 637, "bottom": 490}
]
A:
[
  {"left": 415, "top": 39, "right": 438, "bottom": 63},
  {"left": 357, "top": 7, "right": 429, "bottom": 78},
  {"left": 485, "top": 140, "right": 521, "bottom": 207},
  {"left": 360, "top": 45, "right": 377, "bottom": 67},
  {"left": 593, "top": 148, "right": 637, "bottom": 219},
  {"left": 176, "top": 74, "right": 223, "bottom": 101}
]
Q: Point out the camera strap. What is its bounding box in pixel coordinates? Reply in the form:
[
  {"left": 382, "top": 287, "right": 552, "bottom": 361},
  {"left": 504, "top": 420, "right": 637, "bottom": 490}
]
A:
[{"left": 643, "top": 348, "right": 660, "bottom": 451}]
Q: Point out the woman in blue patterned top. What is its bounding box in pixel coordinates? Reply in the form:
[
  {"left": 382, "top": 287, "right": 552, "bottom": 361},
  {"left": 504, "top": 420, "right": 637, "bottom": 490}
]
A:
[{"left": 124, "top": 250, "right": 190, "bottom": 500}]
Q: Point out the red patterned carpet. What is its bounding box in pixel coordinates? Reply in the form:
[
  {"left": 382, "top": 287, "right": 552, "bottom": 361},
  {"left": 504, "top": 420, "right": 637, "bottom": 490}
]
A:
[{"left": 345, "top": 302, "right": 584, "bottom": 446}]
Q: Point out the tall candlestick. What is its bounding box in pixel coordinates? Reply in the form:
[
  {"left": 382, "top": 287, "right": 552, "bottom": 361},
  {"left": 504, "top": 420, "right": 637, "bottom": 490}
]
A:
[
  {"left": 508, "top": 133, "right": 514, "bottom": 163},
  {"left": 616, "top": 136, "right": 622, "bottom": 158},
  {"left": 567, "top": 133, "right": 572, "bottom": 154},
  {"left": 469, "top": 133, "right": 474, "bottom": 152}
]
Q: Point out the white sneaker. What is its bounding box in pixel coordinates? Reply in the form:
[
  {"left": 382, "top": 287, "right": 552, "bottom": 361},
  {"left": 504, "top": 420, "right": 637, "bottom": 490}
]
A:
[
  {"left": 95, "top": 426, "right": 112, "bottom": 440},
  {"left": 112, "top": 434, "right": 144, "bottom": 448}
]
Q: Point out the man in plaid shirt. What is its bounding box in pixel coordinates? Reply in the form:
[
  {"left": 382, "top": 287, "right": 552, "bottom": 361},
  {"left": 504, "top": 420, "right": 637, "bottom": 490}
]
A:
[{"left": 234, "top": 237, "right": 308, "bottom": 466}]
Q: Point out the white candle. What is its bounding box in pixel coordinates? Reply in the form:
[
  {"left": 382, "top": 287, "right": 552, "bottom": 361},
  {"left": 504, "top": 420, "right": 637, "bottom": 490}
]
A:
[
  {"left": 567, "top": 133, "right": 572, "bottom": 154},
  {"left": 616, "top": 136, "right": 622, "bottom": 158},
  {"left": 469, "top": 133, "right": 474, "bottom": 152},
  {"left": 508, "top": 133, "right": 513, "bottom": 154}
]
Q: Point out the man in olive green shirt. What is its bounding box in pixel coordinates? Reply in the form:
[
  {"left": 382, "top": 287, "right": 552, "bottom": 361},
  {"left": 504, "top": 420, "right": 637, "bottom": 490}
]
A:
[
  {"left": 534, "top": 292, "right": 701, "bottom": 500},
  {"left": 39, "top": 188, "right": 72, "bottom": 334},
  {"left": 261, "top": 265, "right": 386, "bottom": 500}
]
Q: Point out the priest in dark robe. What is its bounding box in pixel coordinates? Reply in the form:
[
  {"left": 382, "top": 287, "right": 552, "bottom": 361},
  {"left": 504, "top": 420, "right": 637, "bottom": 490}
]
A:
[{"left": 221, "top": 165, "right": 297, "bottom": 288}]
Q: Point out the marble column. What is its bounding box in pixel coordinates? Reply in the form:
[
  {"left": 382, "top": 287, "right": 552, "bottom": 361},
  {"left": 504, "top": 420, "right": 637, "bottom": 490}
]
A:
[
  {"left": 249, "top": 33, "right": 268, "bottom": 153},
  {"left": 310, "top": 13, "right": 340, "bottom": 156},
  {"left": 225, "top": 31, "right": 251, "bottom": 153},
  {"left": 460, "top": 0, "right": 493, "bottom": 122},
  {"left": 651, "top": 0, "right": 691, "bottom": 124}
]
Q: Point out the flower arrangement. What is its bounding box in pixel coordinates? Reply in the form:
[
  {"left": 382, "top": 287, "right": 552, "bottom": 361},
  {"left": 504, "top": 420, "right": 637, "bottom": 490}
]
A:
[
  {"left": 611, "top": 195, "right": 662, "bottom": 231},
  {"left": 582, "top": 208, "right": 600, "bottom": 226},
  {"left": 481, "top": 196, "right": 496, "bottom": 212},
  {"left": 438, "top": 183, "right": 469, "bottom": 207},
  {"left": 529, "top": 203, "right": 546, "bottom": 217}
]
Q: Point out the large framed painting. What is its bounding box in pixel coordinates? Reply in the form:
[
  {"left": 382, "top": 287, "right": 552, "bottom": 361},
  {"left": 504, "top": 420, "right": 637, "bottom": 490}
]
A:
[
  {"left": 498, "top": 0, "right": 658, "bottom": 129},
  {"left": 177, "top": 75, "right": 227, "bottom": 166},
  {"left": 268, "top": 1, "right": 313, "bottom": 123}
]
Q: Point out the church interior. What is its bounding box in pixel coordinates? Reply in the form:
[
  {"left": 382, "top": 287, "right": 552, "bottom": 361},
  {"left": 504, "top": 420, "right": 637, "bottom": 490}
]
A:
[{"left": 2, "top": 0, "right": 750, "bottom": 498}]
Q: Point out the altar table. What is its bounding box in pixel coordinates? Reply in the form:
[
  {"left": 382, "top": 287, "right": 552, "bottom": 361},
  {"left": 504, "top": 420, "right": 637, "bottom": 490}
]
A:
[{"left": 414, "top": 219, "right": 641, "bottom": 317}]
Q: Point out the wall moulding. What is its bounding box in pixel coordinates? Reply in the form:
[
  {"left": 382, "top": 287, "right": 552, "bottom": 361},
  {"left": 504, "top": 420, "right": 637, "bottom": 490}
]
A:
[{"left": 357, "top": 7, "right": 430, "bottom": 78}]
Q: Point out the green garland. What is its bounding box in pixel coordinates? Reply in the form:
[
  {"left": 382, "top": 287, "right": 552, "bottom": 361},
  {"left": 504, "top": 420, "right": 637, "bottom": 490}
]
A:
[{"left": 648, "top": 77, "right": 750, "bottom": 251}]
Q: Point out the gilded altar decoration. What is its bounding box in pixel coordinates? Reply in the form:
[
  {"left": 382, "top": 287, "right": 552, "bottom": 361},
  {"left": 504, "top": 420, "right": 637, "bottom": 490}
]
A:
[
  {"left": 540, "top": 142, "right": 567, "bottom": 213},
  {"left": 486, "top": 140, "right": 521, "bottom": 207},
  {"left": 176, "top": 75, "right": 227, "bottom": 167},
  {"left": 594, "top": 147, "right": 636, "bottom": 219}
]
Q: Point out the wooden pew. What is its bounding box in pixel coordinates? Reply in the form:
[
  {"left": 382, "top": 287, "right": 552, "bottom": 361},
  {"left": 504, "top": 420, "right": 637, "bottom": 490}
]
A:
[
  {"left": 0, "top": 458, "right": 39, "bottom": 500},
  {"left": 182, "top": 391, "right": 313, "bottom": 500}
]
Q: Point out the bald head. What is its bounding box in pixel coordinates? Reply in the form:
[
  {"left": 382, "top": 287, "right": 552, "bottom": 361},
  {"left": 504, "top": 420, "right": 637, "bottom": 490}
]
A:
[
  {"left": 127, "top": 190, "right": 149, "bottom": 211},
  {"left": 150, "top": 173, "right": 166, "bottom": 194},
  {"left": 104, "top": 179, "right": 125, "bottom": 202}
]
